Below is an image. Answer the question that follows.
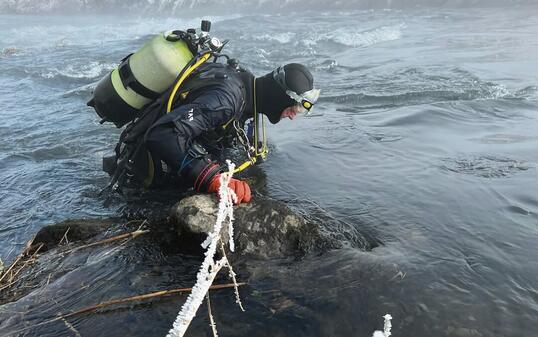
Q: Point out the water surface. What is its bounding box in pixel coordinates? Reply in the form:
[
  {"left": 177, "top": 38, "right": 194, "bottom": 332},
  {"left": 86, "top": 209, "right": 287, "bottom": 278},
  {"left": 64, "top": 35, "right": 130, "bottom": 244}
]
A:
[{"left": 1, "top": 7, "right": 537, "bottom": 337}]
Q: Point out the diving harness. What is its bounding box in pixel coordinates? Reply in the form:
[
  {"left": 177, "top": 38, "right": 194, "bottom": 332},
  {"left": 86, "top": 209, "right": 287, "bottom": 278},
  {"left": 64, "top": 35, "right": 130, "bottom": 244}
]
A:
[{"left": 165, "top": 50, "right": 268, "bottom": 176}]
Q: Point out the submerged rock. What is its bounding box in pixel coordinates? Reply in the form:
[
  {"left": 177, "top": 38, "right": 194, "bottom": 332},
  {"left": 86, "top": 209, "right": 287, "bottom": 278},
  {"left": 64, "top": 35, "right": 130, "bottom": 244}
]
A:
[
  {"left": 1, "top": 195, "right": 334, "bottom": 306},
  {"left": 33, "top": 218, "right": 116, "bottom": 252},
  {"left": 171, "top": 195, "right": 328, "bottom": 259},
  {"left": 0, "top": 195, "right": 373, "bottom": 337}
]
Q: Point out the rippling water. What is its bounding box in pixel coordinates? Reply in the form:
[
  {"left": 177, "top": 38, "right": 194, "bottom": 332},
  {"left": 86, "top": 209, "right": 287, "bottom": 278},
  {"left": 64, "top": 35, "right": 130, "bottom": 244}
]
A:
[{"left": 1, "top": 7, "right": 538, "bottom": 337}]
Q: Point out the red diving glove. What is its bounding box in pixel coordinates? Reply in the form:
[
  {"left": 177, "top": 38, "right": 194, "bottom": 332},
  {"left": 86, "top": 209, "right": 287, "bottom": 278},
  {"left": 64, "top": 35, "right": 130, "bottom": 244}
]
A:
[{"left": 207, "top": 173, "right": 252, "bottom": 205}]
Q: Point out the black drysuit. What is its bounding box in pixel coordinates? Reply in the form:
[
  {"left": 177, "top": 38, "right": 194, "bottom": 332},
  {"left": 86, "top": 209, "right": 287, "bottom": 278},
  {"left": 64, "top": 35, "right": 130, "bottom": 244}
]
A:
[{"left": 144, "top": 63, "right": 254, "bottom": 190}]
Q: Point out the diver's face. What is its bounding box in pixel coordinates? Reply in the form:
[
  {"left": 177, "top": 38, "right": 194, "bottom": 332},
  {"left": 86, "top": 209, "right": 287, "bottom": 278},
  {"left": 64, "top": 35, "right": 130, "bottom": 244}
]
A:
[{"left": 280, "top": 104, "right": 305, "bottom": 120}]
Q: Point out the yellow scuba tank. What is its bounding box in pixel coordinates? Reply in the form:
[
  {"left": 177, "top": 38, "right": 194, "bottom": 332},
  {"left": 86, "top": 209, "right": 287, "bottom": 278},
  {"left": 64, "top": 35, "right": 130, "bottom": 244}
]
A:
[{"left": 88, "top": 20, "right": 222, "bottom": 128}]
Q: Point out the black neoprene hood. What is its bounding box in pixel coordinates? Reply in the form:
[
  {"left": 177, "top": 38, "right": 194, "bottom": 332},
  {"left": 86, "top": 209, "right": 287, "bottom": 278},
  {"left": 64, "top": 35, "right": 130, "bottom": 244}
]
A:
[
  {"left": 281, "top": 63, "right": 314, "bottom": 95},
  {"left": 255, "top": 63, "right": 314, "bottom": 124}
]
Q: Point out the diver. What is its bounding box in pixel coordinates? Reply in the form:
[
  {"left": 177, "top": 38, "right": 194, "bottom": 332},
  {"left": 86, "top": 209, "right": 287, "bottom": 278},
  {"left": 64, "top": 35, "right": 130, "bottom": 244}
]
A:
[
  {"left": 89, "top": 23, "right": 319, "bottom": 205},
  {"left": 141, "top": 62, "right": 320, "bottom": 204}
]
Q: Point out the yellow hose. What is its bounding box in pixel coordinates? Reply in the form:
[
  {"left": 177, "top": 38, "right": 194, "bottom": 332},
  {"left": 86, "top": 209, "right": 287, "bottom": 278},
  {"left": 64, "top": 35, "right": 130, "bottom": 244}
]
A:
[{"left": 166, "top": 53, "right": 211, "bottom": 113}]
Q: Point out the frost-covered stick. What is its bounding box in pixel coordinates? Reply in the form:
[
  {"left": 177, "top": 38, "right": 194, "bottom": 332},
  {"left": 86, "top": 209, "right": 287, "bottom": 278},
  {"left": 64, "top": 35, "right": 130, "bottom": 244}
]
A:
[
  {"left": 61, "top": 317, "right": 82, "bottom": 337},
  {"left": 206, "top": 293, "right": 219, "bottom": 337},
  {"left": 383, "top": 314, "right": 392, "bottom": 336},
  {"left": 201, "top": 163, "right": 236, "bottom": 250},
  {"left": 166, "top": 161, "right": 236, "bottom": 337},
  {"left": 227, "top": 206, "right": 235, "bottom": 252},
  {"left": 372, "top": 314, "right": 393, "bottom": 337},
  {"left": 220, "top": 164, "right": 236, "bottom": 253},
  {"left": 167, "top": 256, "right": 227, "bottom": 337},
  {"left": 220, "top": 244, "right": 245, "bottom": 312}
]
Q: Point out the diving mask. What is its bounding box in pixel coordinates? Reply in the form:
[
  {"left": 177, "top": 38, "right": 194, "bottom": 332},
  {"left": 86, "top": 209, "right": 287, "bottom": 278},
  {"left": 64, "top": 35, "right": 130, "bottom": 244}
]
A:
[
  {"left": 273, "top": 66, "right": 320, "bottom": 114},
  {"left": 286, "top": 88, "right": 321, "bottom": 114}
]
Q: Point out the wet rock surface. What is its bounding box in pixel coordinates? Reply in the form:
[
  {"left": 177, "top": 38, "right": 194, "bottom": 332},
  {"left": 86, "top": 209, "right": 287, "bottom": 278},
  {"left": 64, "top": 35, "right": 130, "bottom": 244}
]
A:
[
  {"left": 0, "top": 218, "right": 126, "bottom": 306},
  {"left": 33, "top": 218, "right": 117, "bottom": 252},
  {"left": 172, "top": 195, "right": 333, "bottom": 259}
]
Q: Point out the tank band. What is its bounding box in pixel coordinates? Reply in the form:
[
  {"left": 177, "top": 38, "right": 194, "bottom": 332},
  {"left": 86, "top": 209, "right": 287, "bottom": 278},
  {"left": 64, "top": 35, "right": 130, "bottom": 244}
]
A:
[{"left": 118, "top": 57, "right": 161, "bottom": 100}]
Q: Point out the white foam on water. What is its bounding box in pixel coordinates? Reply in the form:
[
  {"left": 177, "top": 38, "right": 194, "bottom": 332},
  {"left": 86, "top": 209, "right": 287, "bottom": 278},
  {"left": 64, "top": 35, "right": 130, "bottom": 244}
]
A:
[
  {"left": 1, "top": 14, "right": 243, "bottom": 52},
  {"left": 249, "top": 32, "right": 296, "bottom": 44},
  {"left": 298, "top": 23, "right": 405, "bottom": 52},
  {"left": 2, "top": 0, "right": 534, "bottom": 13},
  {"left": 38, "top": 61, "right": 117, "bottom": 79},
  {"left": 323, "top": 24, "right": 405, "bottom": 48}
]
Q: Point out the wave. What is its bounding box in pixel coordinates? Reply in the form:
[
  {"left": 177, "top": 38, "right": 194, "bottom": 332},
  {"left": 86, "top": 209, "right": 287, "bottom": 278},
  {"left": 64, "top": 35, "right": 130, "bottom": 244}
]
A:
[
  {"left": 315, "top": 24, "right": 405, "bottom": 48},
  {"left": 323, "top": 87, "right": 514, "bottom": 110},
  {"left": 233, "top": 23, "right": 404, "bottom": 67},
  {"left": 440, "top": 155, "right": 532, "bottom": 178},
  {"left": 0, "top": 15, "right": 242, "bottom": 55},
  {"left": 515, "top": 86, "right": 538, "bottom": 99},
  {"left": 2, "top": 0, "right": 537, "bottom": 14},
  {"left": 35, "top": 61, "right": 116, "bottom": 80},
  {"left": 471, "top": 134, "right": 538, "bottom": 144},
  {"left": 239, "top": 23, "right": 403, "bottom": 49},
  {"left": 250, "top": 32, "right": 296, "bottom": 44},
  {"left": 322, "top": 67, "right": 527, "bottom": 110},
  {"left": 310, "top": 59, "right": 339, "bottom": 71}
]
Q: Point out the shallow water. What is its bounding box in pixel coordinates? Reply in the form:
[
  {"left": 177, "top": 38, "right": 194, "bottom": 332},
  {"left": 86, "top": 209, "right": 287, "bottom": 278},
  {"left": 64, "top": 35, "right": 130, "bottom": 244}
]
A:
[{"left": 1, "top": 7, "right": 538, "bottom": 337}]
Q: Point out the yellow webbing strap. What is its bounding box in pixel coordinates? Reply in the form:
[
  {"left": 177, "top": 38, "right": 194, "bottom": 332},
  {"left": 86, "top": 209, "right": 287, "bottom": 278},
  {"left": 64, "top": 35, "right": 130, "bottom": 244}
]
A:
[
  {"left": 234, "top": 78, "right": 268, "bottom": 174},
  {"left": 166, "top": 52, "right": 212, "bottom": 113}
]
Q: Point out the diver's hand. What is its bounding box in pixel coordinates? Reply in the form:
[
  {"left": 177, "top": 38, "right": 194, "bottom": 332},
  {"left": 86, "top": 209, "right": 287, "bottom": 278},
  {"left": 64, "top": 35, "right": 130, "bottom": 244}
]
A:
[{"left": 207, "top": 174, "right": 252, "bottom": 205}]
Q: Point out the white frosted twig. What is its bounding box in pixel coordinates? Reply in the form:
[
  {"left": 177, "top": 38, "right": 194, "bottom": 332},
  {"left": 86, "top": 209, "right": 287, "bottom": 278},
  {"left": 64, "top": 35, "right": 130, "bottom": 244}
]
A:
[
  {"left": 206, "top": 293, "right": 219, "bottom": 337},
  {"left": 220, "top": 244, "right": 245, "bottom": 312},
  {"left": 166, "top": 161, "right": 238, "bottom": 337},
  {"left": 61, "top": 317, "right": 82, "bottom": 337},
  {"left": 166, "top": 256, "right": 227, "bottom": 337},
  {"left": 201, "top": 163, "right": 236, "bottom": 250},
  {"left": 383, "top": 314, "right": 392, "bottom": 336},
  {"left": 227, "top": 209, "right": 235, "bottom": 252},
  {"left": 372, "top": 314, "right": 393, "bottom": 337}
]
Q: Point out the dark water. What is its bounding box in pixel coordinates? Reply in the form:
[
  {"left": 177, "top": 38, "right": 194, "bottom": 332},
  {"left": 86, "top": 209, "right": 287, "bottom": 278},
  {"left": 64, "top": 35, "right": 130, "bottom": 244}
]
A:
[{"left": 1, "top": 7, "right": 538, "bottom": 337}]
